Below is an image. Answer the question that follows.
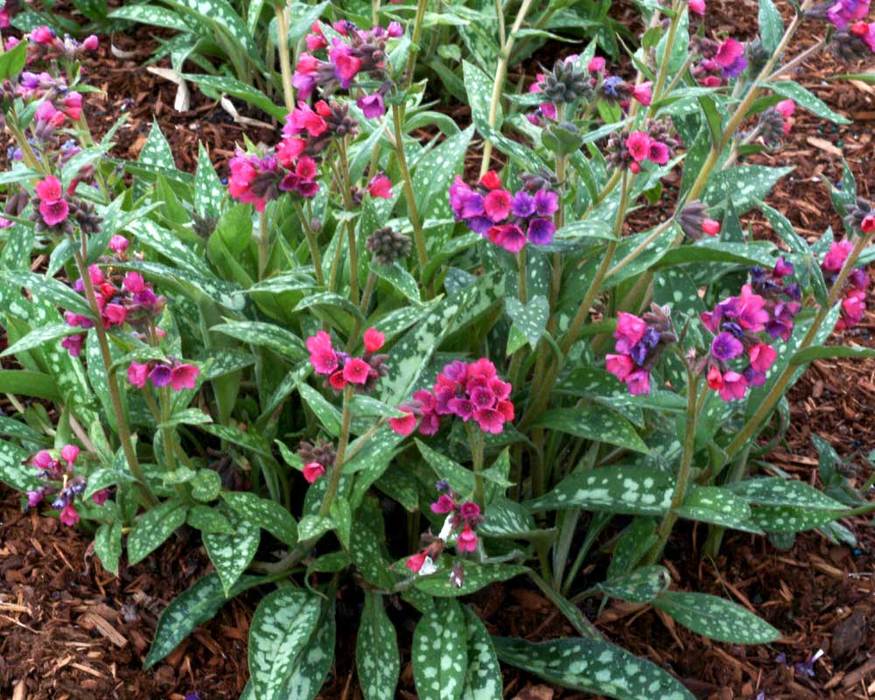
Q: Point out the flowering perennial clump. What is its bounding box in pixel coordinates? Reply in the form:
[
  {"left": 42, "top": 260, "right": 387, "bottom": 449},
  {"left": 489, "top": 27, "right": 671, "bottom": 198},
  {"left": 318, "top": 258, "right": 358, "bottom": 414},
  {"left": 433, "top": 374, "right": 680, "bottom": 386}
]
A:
[
  {"left": 606, "top": 307, "right": 676, "bottom": 395},
  {"left": 607, "top": 120, "right": 679, "bottom": 172},
  {"left": 390, "top": 358, "right": 514, "bottom": 436},
  {"left": 449, "top": 171, "right": 558, "bottom": 252},
  {"left": 306, "top": 327, "right": 388, "bottom": 392},
  {"left": 25, "top": 445, "right": 108, "bottom": 527}
]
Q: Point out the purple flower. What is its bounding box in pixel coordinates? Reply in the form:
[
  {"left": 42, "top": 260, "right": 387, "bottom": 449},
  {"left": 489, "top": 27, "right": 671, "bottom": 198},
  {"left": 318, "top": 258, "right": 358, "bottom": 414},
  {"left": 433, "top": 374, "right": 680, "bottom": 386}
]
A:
[
  {"left": 511, "top": 191, "right": 536, "bottom": 218},
  {"left": 356, "top": 93, "right": 385, "bottom": 118},
  {"left": 527, "top": 218, "right": 555, "bottom": 245},
  {"left": 534, "top": 189, "right": 559, "bottom": 216},
  {"left": 711, "top": 332, "right": 744, "bottom": 361},
  {"left": 149, "top": 363, "right": 172, "bottom": 387}
]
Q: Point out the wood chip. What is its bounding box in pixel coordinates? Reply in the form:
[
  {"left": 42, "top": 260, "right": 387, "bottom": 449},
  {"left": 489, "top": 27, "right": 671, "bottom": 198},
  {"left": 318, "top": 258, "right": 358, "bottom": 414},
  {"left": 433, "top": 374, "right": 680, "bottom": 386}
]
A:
[{"left": 77, "top": 613, "right": 128, "bottom": 648}]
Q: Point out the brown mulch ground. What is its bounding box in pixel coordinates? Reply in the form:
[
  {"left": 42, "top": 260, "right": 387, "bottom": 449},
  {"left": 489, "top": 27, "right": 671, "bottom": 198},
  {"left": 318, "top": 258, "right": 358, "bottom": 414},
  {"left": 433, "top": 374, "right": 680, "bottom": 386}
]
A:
[{"left": 2, "top": 0, "right": 875, "bottom": 698}]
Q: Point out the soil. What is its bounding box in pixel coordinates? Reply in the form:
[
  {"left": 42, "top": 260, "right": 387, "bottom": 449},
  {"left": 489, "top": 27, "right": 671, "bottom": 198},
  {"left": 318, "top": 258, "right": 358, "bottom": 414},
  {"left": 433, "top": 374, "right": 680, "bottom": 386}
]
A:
[{"left": 1, "top": 0, "right": 875, "bottom": 698}]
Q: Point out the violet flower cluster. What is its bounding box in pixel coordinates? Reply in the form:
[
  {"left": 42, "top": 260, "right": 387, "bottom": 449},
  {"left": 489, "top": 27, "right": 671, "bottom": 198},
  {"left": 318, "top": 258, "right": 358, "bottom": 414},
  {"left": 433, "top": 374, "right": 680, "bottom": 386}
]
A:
[
  {"left": 701, "top": 263, "right": 801, "bottom": 401},
  {"left": 306, "top": 327, "right": 388, "bottom": 392},
  {"left": 389, "top": 358, "right": 515, "bottom": 436},
  {"left": 449, "top": 171, "right": 559, "bottom": 252},
  {"left": 25, "top": 445, "right": 109, "bottom": 527},
  {"left": 812, "top": 0, "right": 875, "bottom": 56},
  {"left": 692, "top": 37, "right": 748, "bottom": 86},
  {"left": 606, "top": 307, "right": 676, "bottom": 395},
  {"left": 406, "top": 483, "right": 483, "bottom": 581},
  {"left": 821, "top": 240, "right": 871, "bottom": 330}
]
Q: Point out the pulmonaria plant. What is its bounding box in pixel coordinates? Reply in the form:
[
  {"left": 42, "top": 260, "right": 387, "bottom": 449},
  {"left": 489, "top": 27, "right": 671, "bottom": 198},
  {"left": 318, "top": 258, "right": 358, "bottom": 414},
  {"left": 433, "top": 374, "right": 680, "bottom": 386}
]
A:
[
  {"left": 306, "top": 327, "right": 388, "bottom": 391},
  {"left": 390, "top": 358, "right": 514, "bottom": 436},
  {"left": 606, "top": 307, "right": 677, "bottom": 395},
  {"left": 25, "top": 445, "right": 109, "bottom": 527},
  {"left": 449, "top": 171, "right": 558, "bottom": 252},
  {"left": 821, "top": 239, "right": 871, "bottom": 329}
]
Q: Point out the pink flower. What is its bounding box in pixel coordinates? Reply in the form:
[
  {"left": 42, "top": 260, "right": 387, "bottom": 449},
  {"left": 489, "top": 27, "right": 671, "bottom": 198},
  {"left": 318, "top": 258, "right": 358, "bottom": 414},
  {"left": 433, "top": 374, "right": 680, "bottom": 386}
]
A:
[
  {"left": 862, "top": 214, "right": 875, "bottom": 233},
  {"left": 702, "top": 218, "right": 721, "bottom": 236},
  {"left": 35, "top": 100, "right": 65, "bottom": 127},
  {"left": 92, "top": 489, "right": 110, "bottom": 505},
  {"left": 329, "top": 371, "right": 347, "bottom": 391},
  {"left": 714, "top": 38, "right": 745, "bottom": 69},
  {"left": 431, "top": 494, "right": 456, "bottom": 514},
  {"left": 286, "top": 101, "right": 328, "bottom": 137},
  {"left": 357, "top": 92, "right": 385, "bottom": 118},
  {"left": 389, "top": 406, "right": 417, "bottom": 436},
  {"left": 61, "top": 334, "right": 84, "bottom": 356},
  {"left": 30, "top": 25, "right": 56, "bottom": 45},
  {"left": 33, "top": 450, "right": 54, "bottom": 470},
  {"left": 306, "top": 331, "right": 339, "bottom": 375},
  {"left": 35, "top": 176, "right": 63, "bottom": 201},
  {"left": 707, "top": 365, "right": 724, "bottom": 391},
  {"left": 473, "top": 407, "right": 506, "bottom": 434},
  {"left": 606, "top": 353, "right": 634, "bottom": 381},
  {"left": 748, "top": 343, "right": 777, "bottom": 372},
  {"left": 689, "top": 0, "right": 706, "bottom": 15},
  {"left": 588, "top": 56, "right": 606, "bottom": 73},
  {"left": 851, "top": 21, "right": 875, "bottom": 52},
  {"left": 62, "top": 92, "right": 83, "bottom": 121},
  {"left": 632, "top": 82, "right": 653, "bottom": 106},
  {"left": 456, "top": 525, "right": 478, "bottom": 553},
  {"left": 60, "top": 444, "right": 80, "bottom": 467},
  {"left": 367, "top": 173, "right": 392, "bottom": 199},
  {"left": 614, "top": 312, "right": 647, "bottom": 353},
  {"left": 82, "top": 35, "right": 99, "bottom": 51},
  {"left": 775, "top": 99, "right": 796, "bottom": 118},
  {"left": 718, "top": 371, "right": 748, "bottom": 401},
  {"left": 625, "top": 131, "right": 652, "bottom": 162},
  {"left": 487, "top": 224, "right": 527, "bottom": 253},
  {"left": 459, "top": 501, "right": 481, "bottom": 524},
  {"left": 648, "top": 141, "right": 671, "bottom": 165},
  {"left": 59, "top": 503, "right": 80, "bottom": 527},
  {"left": 483, "top": 189, "right": 513, "bottom": 222},
  {"left": 169, "top": 363, "right": 200, "bottom": 391},
  {"left": 302, "top": 461, "right": 326, "bottom": 484},
  {"left": 405, "top": 551, "right": 428, "bottom": 574},
  {"left": 387, "top": 21, "right": 403, "bottom": 37},
  {"left": 342, "top": 357, "right": 371, "bottom": 385},
  {"left": 363, "top": 327, "right": 384, "bottom": 353},
  {"left": 822, "top": 240, "right": 853, "bottom": 272},
  {"left": 480, "top": 171, "right": 502, "bottom": 190},
  {"left": 329, "top": 42, "right": 362, "bottom": 87},
  {"left": 276, "top": 136, "right": 306, "bottom": 167},
  {"left": 109, "top": 235, "right": 129, "bottom": 254},
  {"left": 103, "top": 303, "right": 127, "bottom": 326},
  {"left": 626, "top": 369, "right": 651, "bottom": 395},
  {"left": 39, "top": 199, "right": 69, "bottom": 226}
]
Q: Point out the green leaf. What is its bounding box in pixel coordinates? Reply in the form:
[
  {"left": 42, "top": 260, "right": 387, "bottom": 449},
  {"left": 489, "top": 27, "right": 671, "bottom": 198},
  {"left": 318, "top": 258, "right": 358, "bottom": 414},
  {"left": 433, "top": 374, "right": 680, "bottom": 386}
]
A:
[
  {"left": 729, "top": 477, "right": 846, "bottom": 510},
  {"left": 494, "top": 636, "right": 694, "bottom": 700},
  {"left": 767, "top": 80, "right": 851, "bottom": 125},
  {"left": 329, "top": 497, "right": 352, "bottom": 549},
  {"left": 281, "top": 601, "right": 336, "bottom": 700},
  {"left": 0, "top": 440, "right": 39, "bottom": 491},
  {"left": 463, "top": 60, "right": 501, "bottom": 135},
  {"left": 477, "top": 497, "right": 541, "bottom": 539},
  {"left": 416, "top": 439, "right": 474, "bottom": 495},
  {"left": 0, "top": 270, "right": 94, "bottom": 319},
  {"left": 757, "top": 0, "right": 784, "bottom": 54},
  {"left": 703, "top": 166, "right": 793, "bottom": 215},
  {"left": 203, "top": 510, "right": 260, "bottom": 595},
  {"left": 415, "top": 563, "right": 527, "bottom": 598},
  {"left": 211, "top": 321, "right": 307, "bottom": 362},
  {"left": 248, "top": 588, "right": 322, "bottom": 700},
  {"left": 94, "top": 521, "right": 123, "bottom": 576},
  {"left": 128, "top": 499, "right": 188, "bottom": 565},
  {"left": 598, "top": 565, "right": 671, "bottom": 604},
  {"left": 297, "top": 514, "right": 334, "bottom": 541},
  {"left": 356, "top": 592, "right": 400, "bottom": 700},
  {"left": 298, "top": 382, "right": 342, "bottom": 436},
  {"left": 138, "top": 120, "right": 176, "bottom": 170},
  {"left": 187, "top": 505, "right": 234, "bottom": 534},
  {"left": 198, "top": 422, "right": 271, "bottom": 457},
  {"left": 222, "top": 491, "right": 298, "bottom": 546},
  {"left": 0, "top": 39, "right": 28, "bottom": 81},
  {"left": 527, "top": 466, "right": 673, "bottom": 515},
  {"left": 748, "top": 505, "right": 846, "bottom": 533},
  {"left": 0, "top": 370, "right": 61, "bottom": 401},
  {"left": 506, "top": 295, "right": 549, "bottom": 349},
  {"left": 109, "top": 4, "right": 193, "bottom": 31},
  {"left": 412, "top": 598, "right": 469, "bottom": 700},
  {"left": 0, "top": 322, "right": 83, "bottom": 357},
  {"left": 461, "top": 608, "right": 502, "bottom": 700},
  {"left": 790, "top": 344, "right": 875, "bottom": 365},
  {"left": 534, "top": 406, "right": 649, "bottom": 453},
  {"left": 194, "top": 143, "right": 225, "bottom": 218},
  {"left": 371, "top": 262, "right": 421, "bottom": 304},
  {"left": 653, "top": 591, "right": 780, "bottom": 644},
  {"left": 676, "top": 486, "right": 761, "bottom": 533},
  {"left": 191, "top": 468, "right": 222, "bottom": 502},
  {"left": 145, "top": 572, "right": 262, "bottom": 668}
]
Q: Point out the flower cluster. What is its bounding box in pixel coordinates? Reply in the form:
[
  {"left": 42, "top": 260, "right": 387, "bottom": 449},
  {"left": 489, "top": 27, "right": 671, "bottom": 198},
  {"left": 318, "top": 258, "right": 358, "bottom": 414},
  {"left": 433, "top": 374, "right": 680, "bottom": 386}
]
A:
[
  {"left": 692, "top": 37, "right": 748, "bottom": 86},
  {"left": 127, "top": 360, "right": 200, "bottom": 392},
  {"left": 295, "top": 20, "right": 403, "bottom": 114},
  {"left": 34, "top": 175, "right": 69, "bottom": 227},
  {"left": 749, "top": 259, "right": 803, "bottom": 341},
  {"left": 679, "top": 201, "right": 722, "bottom": 240},
  {"left": 306, "top": 327, "right": 388, "bottom": 392},
  {"left": 701, "top": 279, "right": 790, "bottom": 401},
  {"left": 406, "top": 483, "right": 484, "bottom": 580},
  {"left": 62, "top": 267, "right": 165, "bottom": 356},
  {"left": 757, "top": 99, "right": 797, "bottom": 149},
  {"left": 821, "top": 240, "right": 871, "bottom": 329},
  {"left": 811, "top": 0, "right": 875, "bottom": 57},
  {"left": 606, "top": 307, "right": 676, "bottom": 395},
  {"left": 390, "top": 358, "right": 514, "bottom": 436},
  {"left": 449, "top": 171, "right": 558, "bottom": 252},
  {"left": 23, "top": 25, "right": 99, "bottom": 60},
  {"left": 606, "top": 120, "right": 678, "bottom": 173},
  {"left": 25, "top": 445, "right": 109, "bottom": 527},
  {"left": 297, "top": 439, "right": 337, "bottom": 485}
]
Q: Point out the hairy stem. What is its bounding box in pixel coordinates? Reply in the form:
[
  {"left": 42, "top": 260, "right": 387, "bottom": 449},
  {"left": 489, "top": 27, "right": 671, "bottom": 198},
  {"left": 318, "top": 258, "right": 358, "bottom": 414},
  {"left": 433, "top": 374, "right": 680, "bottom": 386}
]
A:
[
  {"left": 391, "top": 104, "right": 428, "bottom": 281},
  {"left": 318, "top": 385, "right": 354, "bottom": 518},
  {"left": 275, "top": 2, "right": 295, "bottom": 114},
  {"left": 403, "top": 0, "right": 429, "bottom": 87}
]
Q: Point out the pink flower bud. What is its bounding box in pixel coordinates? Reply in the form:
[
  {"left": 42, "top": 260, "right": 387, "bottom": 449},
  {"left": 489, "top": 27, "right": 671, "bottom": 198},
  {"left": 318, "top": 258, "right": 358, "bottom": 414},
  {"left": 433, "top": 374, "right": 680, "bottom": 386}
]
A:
[
  {"left": 82, "top": 35, "right": 99, "bottom": 51},
  {"left": 109, "top": 235, "right": 129, "bottom": 254},
  {"left": 363, "top": 327, "right": 385, "bottom": 353},
  {"left": 302, "top": 462, "right": 326, "bottom": 484},
  {"left": 60, "top": 444, "right": 80, "bottom": 467},
  {"left": 59, "top": 503, "right": 80, "bottom": 527}
]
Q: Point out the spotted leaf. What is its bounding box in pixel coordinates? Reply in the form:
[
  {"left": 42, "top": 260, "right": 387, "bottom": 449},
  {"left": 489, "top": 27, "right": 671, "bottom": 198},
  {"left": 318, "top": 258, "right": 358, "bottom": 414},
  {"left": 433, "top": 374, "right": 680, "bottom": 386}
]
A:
[
  {"left": 412, "top": 598, "right": 469, "bottom": 700},
  {"left": 356, "top": 592, "right": 400, "bottom": 700},
  {"left": 653, "top": 591, "right": 780, "bottom": 644}
]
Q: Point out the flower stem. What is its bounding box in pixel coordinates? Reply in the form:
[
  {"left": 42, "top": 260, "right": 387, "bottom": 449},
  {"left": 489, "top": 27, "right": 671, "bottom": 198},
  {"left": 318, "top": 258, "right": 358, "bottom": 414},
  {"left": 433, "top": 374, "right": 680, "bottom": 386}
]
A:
[
  {"left": 318, "top": 385, "right": 354, "bottom": 518},
  {"left": 723, "top": 231, "right": 873, "bottom": 462},
  {"left": 645, "top": 369, "right": 700, "bottom": 565},
  {"left": 467, "top": 422, "right": 486, "bottom": 506},
  {"left": 390, "top": 104, "right": 428, "bottom": 281},
  {"left": 73, "top": 245, "right": 156, "bottom": 507},
  {"left": 274, "top": 2, "right": 295, "bottom": 114},
  {"left": 649, "top": 0, "right": 684, "bottom": 107},
  {"left": 478, "top": 0, "right": 535, "bottom": 177},
  {"left": 336, "top": 138, "right": 360, "bottom": 306},
  {"left": 294, "top": 201, "right": 324, "bottom": 286},
  {"left": 257, "top": 211, "right": 270, "bottom": 280},
  {"left": 403, "top": 0, "right": 429, "bottom": 88}
]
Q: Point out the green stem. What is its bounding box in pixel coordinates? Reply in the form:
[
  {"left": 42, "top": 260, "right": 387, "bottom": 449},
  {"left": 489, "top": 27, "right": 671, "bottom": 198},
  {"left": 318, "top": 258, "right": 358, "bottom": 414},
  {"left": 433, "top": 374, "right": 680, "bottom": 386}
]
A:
[
  {"left": 337, "top": 139, "right": 360, "bottom": 306},
  {"left": 294, "top": 202, "right": 324, "bottom": 286},
  {"left": 478, "top": 0, "right": 535, "bottom": 177},
  {"left": 724, "top": 231, "right": 873, "bottom": 461},
  {"left": 275, "top": 2, "right": 295, "bottom": 114},
  {"left": 467, "top": 423, "right": 486, "bottom": 506},
  {"left": 649, "top": 0, "right": 684, "bottom": 106},
  {"left": 391, "top": 104, "right": 428, "bottom": 282},
  {"left": 257, "top": 211, "right": 270, "bottom": 280},
  {"left": 74, "top": 246, "right": 156, "bottom": 507},
  {"left": 318, "top": 385, "right": 354, "bottom": 518},
  {"left": 360, "top": 271, "right": 377, "bottom": 315},
  {"left": 403, "top": 0, "right": 429, "bottom": 87},
  {"left": 703, "top": 443, "right": 751, "bottom": 557},
  {"left": 645, "top": 370, "right": 700, "bottom": 564}
]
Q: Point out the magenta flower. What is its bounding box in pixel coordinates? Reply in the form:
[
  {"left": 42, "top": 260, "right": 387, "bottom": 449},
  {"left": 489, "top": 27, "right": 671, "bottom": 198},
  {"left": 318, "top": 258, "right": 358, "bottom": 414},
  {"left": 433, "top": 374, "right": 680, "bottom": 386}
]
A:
[
  {"left": 286, "top": 101, "right": 328, "bottom": 137},
  {"left": 329, "top": 41, "right": 362, "bottom": 87},
  {"left": 367, "top": 173, "right": 392, "bottom": 199},
  {"left": 306, "top": 331, "right": 339, "bottom": 375},
  {"left": 456, "top": 525, "right": 478, "bottom": 553},
  {"left": 614, "top": 312, "right": 647, "bottom": 353},
  {"left": 487, "top": 223, "right": 527, "bottom": 253},
  {"left": 303, "top": 461, "right": 326, "bottom": 484},
  {"left": 363, "top": 327, "right": 385, "bottom": 353},
  {"left": 588, "top": 56, "right": 606, "bottom": 72},
  {"left": 484, "top": 189, "right": 513, "bottom": 222},
  {"left": 689, "top": 0, "right": 706, "bottom": 15},
  {"left": 719, "top": 371, "right": 748, "bottom": 401},
  {"left": 388, "top": 407, "right": 417, "bottom": 436},
  {"left": 59, "top": 503, "right": 80, "bottom": 527},
  {"left": 632, "top": 82, "right": 653, "bottom": 106},
  {"left": 60, "top": 444, "right": 80, "bottom": 467},
  {"left": 30, "top": 25, "right": 56, "bottom": 45},
  {"left": 606, "top": 353, "right": 634, "bottom": 381},
  {"left": 626, "top": 369, "right": 651, "bottom": 396},
  {"left": 431, "top": 494, "right": 456, "bottom": 514},
  {"left": 357, "top": 92, "right": 385, "bottom": 118},
  {"left": 625, "top": 131, "right": 652, "bottom": 162},
  {"left": 648, "top": 141, "right": 671, "bottom": 165},
  {"left": 827, "top": 0, "right": 870, "bottom": 29},
  {"left": 342, "top": 357, "right": 371, "bottom": 385},
  {"left": 61, "top": 334, "right": 84, "bottom": 357},
  {"left": 822, "top": 240, "right": 853, "bottom": 272},
  {"left": 127, "top": 362, "right": 149, "bottom": 388},
  {"left": 169, "top": 363, "right": 200, "bottom": 391},
  {"left": 38, "top": 199, "right": 70, "bottom": 227},
  {"left": 109, "top": 235, "right": 129, "bottom": 255}
]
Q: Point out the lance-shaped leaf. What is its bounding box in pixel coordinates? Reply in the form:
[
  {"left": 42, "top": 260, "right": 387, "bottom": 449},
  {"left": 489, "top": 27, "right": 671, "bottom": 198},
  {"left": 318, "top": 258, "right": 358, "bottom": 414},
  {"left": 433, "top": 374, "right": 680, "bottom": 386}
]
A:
[
  {"left": 128, "top": 499, "right": 188, "bottom": 565},
  {"left": 0, "top": 439, "right": 39, "bottom": 491},
  {"left": 494, "top": 636, "right": 694, "bottom": 700},
  {"left": 533, "top": 407, "right": 649, "bottom": 454},
  {"left": 412, "top": 598, "right": 469, "bottom": 700},
  {"left": 653, "top": 591, "right": 780, "bottom": 644},
  {"left": 676, "top": 486, "right": 762, "bottom": 533},
  {"left": 248, "top": 588, "right": 322, "bottom": 700},
  {"left": 222, "top": 491, "right": 298, "bottom": 546},
  {"left": 415, "top": 563, "right": 527, "bottom": 598},
  {"left": 281, "top": 602, "right": 336, "bottom": 700},
  {"left": 748, "top": 505, "right": 846, "bottom": 533},
  {"left": 729, "top": 476, "right": 847, "bottom": 510},
  {"left": 461, "top": 607, "right": 502, "bottom": 700},
  {"left": 210, "top": 321, "right": 307, "bottom": 362},
  {"left": 598, "top": 565, "right": 672, "bottom": 604},
  {"left": 94, "top": 521, "right": 123, "bottom": 576},
  {"left": 356, "top": 592, "right": 400, "bottom": 700}
]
